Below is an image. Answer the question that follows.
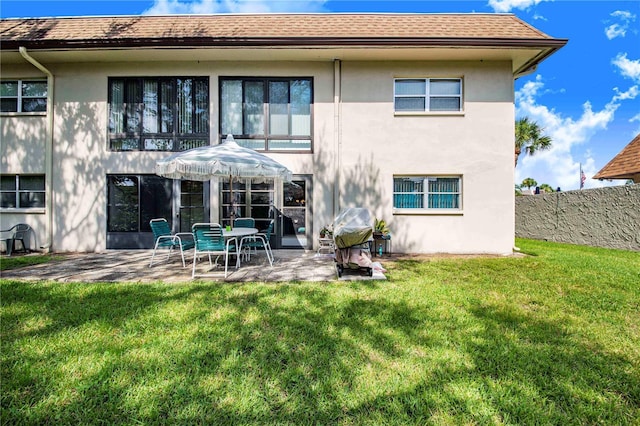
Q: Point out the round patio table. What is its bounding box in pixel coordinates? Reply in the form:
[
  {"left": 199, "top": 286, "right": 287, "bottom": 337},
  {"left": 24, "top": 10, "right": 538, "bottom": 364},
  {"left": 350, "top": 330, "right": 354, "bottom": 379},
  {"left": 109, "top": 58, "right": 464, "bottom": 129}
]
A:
[
  {"left": 223, "top": 227, "right": 259, "bottom": 267},
  {"left": 222, "top": 227, "right": 258, "bottom": 238}
]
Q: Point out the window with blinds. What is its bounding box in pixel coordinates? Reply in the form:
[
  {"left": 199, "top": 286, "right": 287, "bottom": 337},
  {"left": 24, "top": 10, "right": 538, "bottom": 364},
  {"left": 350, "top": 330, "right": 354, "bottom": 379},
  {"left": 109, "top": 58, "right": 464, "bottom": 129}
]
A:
[
  {"left": 220, "top": 77, "right": 313, "bottom": 152},
  {"left": 108, "top": 77, "right": 209, "bottom": 151},
  {"left": 393, "top": 176, "right": 462, "bottom": 210},
  {"left": 394, "top": 78, "right": 462, "bottom": 112}
]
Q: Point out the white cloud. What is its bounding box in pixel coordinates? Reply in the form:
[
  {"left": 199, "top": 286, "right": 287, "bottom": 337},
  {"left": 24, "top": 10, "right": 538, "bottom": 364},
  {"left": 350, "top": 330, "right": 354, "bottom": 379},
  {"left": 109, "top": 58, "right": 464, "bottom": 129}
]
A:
[
  {"left": 514, "top": 76, "right": 636, "bottom": 190},
  {"left": 612, "top": 53, "right": 640, "bottom": 83},
  {"left": 532, "top": 13, "right": 547, "bottom": 22},
  {"left": 605, "top": 10, "right": 636, "bottom": 40},
  {"left": 143, "top": 0, "right": 327, "bottom": 15},
  {"left": 612, "top": 84, "right": 639, "bottom": 102},
  {"left": 487, "top": 0, "right": 546, "bottom": 13},
  {"left": 612, "top": 10, "right": 635, "bottom": 20},
  {"left": 605, "top": 24, "right": 626, "bottom": 40}
]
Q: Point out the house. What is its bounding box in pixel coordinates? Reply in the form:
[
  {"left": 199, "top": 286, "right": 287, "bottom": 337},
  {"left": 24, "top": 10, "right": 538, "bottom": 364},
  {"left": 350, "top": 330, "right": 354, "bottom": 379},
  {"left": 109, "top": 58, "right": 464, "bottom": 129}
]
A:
[
  {"left": 593, "top": 133, "right": 640, "bottom": 184},
  {"left": 0, "top": 13, "right": 566, "bottom": 254}
]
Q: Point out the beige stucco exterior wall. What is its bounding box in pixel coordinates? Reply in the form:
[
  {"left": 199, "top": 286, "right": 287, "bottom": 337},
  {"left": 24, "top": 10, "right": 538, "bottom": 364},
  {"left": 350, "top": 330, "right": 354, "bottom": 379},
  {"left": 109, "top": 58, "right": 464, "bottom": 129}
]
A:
[
  {"left": 339, "top": 60, "right": 515, "bottom": 254},
  {"left": 3, "top": 60, "right": 337, "bottom": 252},
  {"left": 2, "top": 57, "right": 516, "bottom": 254},
  {"left": 0, "top": 64, "right": 48, "bottom": 247},
  {"left": 50, "top": 60, "right": 338, "bottom": 252}
]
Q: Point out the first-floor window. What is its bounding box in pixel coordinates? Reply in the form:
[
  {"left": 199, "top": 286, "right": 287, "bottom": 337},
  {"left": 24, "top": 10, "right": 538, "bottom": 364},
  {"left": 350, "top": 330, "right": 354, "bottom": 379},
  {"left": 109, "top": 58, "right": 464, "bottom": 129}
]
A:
[
  {"left": 107, "top": 175, "right": 172, "bottom": 232},
  {"left": 0, "top": 175, "right": 45, "bottom": 209},
  {"left": 393, "top": 176, "right": 461, "bottom": 210}
]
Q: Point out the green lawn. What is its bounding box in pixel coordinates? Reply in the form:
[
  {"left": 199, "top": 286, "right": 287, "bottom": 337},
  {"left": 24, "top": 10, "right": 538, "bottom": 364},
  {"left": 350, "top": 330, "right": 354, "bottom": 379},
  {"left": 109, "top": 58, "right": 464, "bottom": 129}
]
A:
[
  {"left": 0, "top": 254, "right": 63, "bottom": 271},
  {"left": 1, "top": 239, "right": 638, "bottom": 425}
]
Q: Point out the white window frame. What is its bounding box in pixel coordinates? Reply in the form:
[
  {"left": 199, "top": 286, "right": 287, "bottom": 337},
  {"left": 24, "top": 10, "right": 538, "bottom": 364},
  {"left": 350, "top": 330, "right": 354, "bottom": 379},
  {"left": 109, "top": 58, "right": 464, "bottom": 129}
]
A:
[
  {"left": 393, "top": 78, "right": 463, "bottom": 114},
  {"left": 393, "top": 175, "right": 463, "bottom": 215},
  {"left": 0, "top": 80, "right": 47, "bottom": 114}
]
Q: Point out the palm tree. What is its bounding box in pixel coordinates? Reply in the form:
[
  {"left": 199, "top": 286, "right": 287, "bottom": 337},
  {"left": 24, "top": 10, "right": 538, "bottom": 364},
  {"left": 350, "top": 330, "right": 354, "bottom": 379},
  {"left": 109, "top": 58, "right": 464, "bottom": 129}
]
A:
[
  {"left": 539, "top": 183, "right": 555, "bottom": 193},
  {"left": 515, "top": 117, "right": 552, "bottom": 167},
  {"left": 521, "top": 177, "right": 538, "bottom": 190}
]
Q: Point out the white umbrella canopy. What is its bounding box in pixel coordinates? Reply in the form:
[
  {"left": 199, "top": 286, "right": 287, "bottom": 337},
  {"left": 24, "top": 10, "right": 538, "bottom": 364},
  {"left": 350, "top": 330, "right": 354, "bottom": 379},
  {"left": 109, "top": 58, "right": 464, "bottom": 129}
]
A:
[
  {"left": 156, "top": 134, "right": 293, "bottom": 225},
  {"left": 156, "top": 134, "right": 293, "bottom": 182}
]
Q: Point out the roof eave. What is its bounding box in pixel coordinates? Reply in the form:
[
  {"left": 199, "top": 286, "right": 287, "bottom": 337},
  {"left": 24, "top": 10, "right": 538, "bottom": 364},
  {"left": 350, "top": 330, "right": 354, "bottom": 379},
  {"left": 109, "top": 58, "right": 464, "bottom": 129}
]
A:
[
  {"left": 593, "top": 173, "right": 639, "bottom": 180},
  {"left": 1, "top": 36, "right": 569, "bottom": 51},
  {"left": 513, "top": 36, "right": 567, "bottom": 78}
]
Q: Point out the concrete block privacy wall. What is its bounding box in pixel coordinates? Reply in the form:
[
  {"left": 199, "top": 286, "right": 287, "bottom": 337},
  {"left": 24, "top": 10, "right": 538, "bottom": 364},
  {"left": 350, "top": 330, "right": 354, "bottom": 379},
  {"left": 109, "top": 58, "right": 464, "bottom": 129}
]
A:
[{"left": 515, "top": 185, "right": 640, "bottom": 251}]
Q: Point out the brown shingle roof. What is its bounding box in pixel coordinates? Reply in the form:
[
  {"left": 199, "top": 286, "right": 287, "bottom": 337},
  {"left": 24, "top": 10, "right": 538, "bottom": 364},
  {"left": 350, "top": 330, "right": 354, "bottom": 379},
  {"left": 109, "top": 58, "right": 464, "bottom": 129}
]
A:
[
  {"left": 593, "top": 134, "right": 640, "bottom": 181},
  {"left": 0, "top": 13, "right": 564, "bottom": 48}
]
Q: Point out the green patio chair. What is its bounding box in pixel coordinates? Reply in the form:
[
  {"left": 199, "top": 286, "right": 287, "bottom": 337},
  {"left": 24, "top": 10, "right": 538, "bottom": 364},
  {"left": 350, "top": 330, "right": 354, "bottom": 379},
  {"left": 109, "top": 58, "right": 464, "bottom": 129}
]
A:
[
  {"left": 239, "top": 219, "right": 274, "bottom": 266},
  {"left": 149, "top": 218, "right": 195, "bottom": 268},
  {"left": 233, "top": 217, "right": 255, "bottom": 228},
  {"left": 192, "top": 223, "right": 238, "bottom": 279},
  {"left": 234, "top": 217, "right": 255, "bottom": 261}
]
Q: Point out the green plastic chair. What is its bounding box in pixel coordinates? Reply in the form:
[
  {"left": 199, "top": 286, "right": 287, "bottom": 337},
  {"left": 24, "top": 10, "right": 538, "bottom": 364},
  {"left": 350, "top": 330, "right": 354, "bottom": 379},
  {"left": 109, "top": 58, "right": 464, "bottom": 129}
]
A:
[
  {"left": 234, "top": 217, "right": 255, "bottom": 261},
  {"left": 233, "top": 217, "right": 255, "bottom": 228},
  {"left": 192, "top": 223, "right": 238, "bottom": 279},
  {"left": 149, "top": 218, "right": 195, "bottom": 268},
  {"left": 239, "top": 219, "right": 274, "bottom": 266}
]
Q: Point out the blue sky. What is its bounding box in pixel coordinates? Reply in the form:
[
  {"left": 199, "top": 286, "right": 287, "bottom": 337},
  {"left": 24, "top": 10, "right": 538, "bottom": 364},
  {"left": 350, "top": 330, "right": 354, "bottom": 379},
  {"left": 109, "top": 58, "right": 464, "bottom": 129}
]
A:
[{"left": 2, "top": 0, "right": 639, "bottom": 190}]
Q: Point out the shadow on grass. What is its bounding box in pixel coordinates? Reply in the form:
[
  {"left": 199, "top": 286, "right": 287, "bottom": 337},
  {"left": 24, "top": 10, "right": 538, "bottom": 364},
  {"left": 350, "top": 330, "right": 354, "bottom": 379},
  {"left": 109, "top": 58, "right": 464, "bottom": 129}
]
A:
[
  {"left": 465, "top": 304, "right": 639, "bottom": 424},
  {"left": 339, "top": 303, "right": 639, "bottom": 425},
  {"left": 1, "top": 276, "right": 638, "bottom": 424}
]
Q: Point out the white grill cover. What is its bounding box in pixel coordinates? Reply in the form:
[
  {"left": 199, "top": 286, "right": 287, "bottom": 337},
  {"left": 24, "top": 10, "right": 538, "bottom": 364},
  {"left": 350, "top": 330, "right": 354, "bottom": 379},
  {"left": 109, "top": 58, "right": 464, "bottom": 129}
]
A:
[{"left": 333, "top": 208, "right": 373, "bottom": 249}]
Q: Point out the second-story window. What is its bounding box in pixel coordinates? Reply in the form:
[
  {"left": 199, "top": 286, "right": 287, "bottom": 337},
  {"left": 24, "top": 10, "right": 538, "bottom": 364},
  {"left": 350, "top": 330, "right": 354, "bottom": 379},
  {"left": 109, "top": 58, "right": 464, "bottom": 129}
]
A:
[
  {"left": 220, "top": 77, "right": 313, "bottom": 152},
  {"left": 108, "top": 77, "right": 209, "bottom": 151},
  {"left": 394, "top": 78, "right": 462, "bottom": 112},
  {"left": 0, "top": 80, "right": 47, "bottom": 113}
]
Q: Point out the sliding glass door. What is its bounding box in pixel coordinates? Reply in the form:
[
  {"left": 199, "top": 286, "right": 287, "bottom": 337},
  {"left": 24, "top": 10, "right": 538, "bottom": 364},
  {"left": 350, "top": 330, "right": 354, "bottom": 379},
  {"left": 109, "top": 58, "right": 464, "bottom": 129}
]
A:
[
  {"left": 280, "top": 176, "right": 312, "bottom": 249},
  {"left": 106, "top": 175, "right": 206, "bottom": 248}
]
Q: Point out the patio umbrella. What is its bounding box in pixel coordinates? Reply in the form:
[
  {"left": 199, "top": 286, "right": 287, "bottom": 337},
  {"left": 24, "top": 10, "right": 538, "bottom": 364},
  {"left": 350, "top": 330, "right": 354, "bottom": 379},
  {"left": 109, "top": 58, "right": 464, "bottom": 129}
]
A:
[{"left": 156, "top": 134, "right": 293, "bottom": 225}]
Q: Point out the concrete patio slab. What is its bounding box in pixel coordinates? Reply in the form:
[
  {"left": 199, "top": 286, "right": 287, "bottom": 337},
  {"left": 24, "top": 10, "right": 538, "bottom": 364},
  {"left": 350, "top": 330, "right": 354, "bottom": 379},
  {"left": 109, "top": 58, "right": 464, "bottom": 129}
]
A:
[{"left": 1, "top": 249, "right": 387, "bottom": 283}]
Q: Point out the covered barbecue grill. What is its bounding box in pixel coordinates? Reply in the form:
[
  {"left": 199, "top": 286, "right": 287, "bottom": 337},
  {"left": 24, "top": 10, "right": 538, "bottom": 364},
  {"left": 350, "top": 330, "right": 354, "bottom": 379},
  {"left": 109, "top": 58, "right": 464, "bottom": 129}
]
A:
[{"left": 333, "top": 208, "right": 374, "bottom": 277}]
